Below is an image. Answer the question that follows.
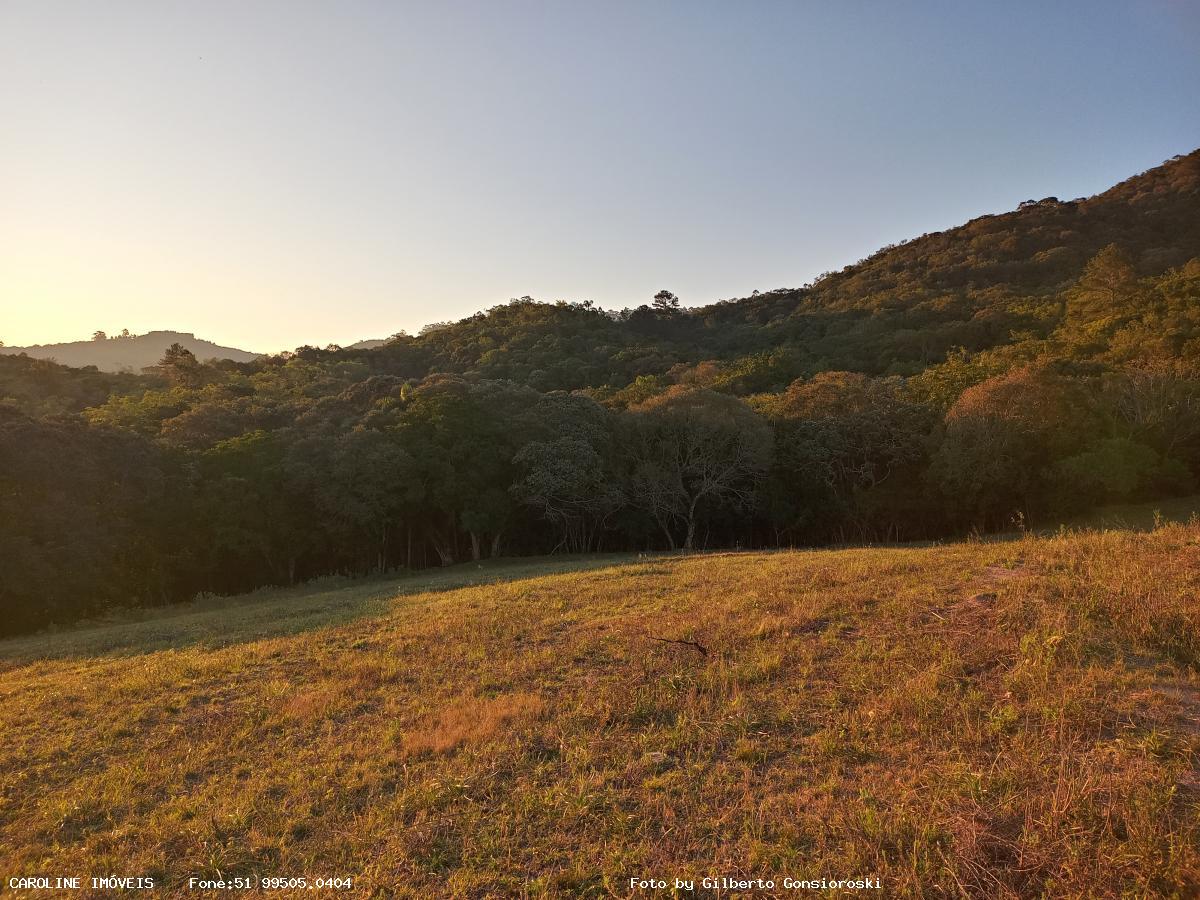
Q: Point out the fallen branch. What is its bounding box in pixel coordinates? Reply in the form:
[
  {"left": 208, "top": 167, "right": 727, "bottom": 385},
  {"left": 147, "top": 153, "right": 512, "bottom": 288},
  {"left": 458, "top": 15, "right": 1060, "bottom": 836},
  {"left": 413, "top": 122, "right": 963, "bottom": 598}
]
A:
[{"left": 650, "top": 636, "right": 708, "bottom": 656}]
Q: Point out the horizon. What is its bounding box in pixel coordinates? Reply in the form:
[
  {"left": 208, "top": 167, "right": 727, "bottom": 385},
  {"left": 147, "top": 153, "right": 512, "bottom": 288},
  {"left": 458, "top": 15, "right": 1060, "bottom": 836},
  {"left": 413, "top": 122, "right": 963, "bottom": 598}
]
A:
[
  {"left": 3, "top": 1, "right": 1200, "bottom": 351},
  {"left": 6, "top": 145, "right": 1197, "bottom": 356}
]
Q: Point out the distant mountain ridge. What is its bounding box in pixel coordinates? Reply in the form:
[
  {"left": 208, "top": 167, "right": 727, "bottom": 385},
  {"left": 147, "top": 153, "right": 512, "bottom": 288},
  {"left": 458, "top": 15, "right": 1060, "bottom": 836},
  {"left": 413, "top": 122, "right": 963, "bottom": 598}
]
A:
[{"left": 0, "top": 331, "right": 261, "bottom": 373}]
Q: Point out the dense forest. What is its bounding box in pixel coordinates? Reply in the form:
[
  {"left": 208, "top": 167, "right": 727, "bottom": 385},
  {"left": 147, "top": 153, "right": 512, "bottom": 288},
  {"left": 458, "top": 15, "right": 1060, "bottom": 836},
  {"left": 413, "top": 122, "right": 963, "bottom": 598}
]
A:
[{"left": 2, "top": 150, "right": 1199, "bottom": 635}]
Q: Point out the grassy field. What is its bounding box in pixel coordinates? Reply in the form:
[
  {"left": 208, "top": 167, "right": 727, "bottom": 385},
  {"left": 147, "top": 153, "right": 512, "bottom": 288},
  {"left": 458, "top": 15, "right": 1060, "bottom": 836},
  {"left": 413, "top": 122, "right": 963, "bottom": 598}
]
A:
[{"left": 1, "top": 529, "right": 1198, "bottom": 897}]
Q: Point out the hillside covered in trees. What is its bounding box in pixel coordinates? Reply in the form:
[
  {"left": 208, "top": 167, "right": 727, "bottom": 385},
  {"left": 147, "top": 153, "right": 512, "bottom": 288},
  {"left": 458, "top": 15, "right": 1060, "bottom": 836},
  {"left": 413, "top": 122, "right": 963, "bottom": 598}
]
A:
[{"left": 2, "top": 150, "right": 1199, "bottom": 635}]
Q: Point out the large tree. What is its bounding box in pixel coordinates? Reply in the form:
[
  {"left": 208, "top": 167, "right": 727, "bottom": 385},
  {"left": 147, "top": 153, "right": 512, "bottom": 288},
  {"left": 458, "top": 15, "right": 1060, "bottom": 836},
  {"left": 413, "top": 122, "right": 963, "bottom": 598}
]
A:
[
  {"left": 513, "top": 393, "right": 622, "bottom": 553},
  {"left": 930, "top": 363, "right": 1100, "bottom": 529},
  {"left": 290, "top": 428, "right": 423, "bottom": 573},
  {"left": 623, "top": 386, "right": 770, "bottom": 551},
  {"left": 398, "top": 376, "right": 539, "bottom": 563},
  {"left": 757, "top": 372, "right": 934, "bottom": 543}
]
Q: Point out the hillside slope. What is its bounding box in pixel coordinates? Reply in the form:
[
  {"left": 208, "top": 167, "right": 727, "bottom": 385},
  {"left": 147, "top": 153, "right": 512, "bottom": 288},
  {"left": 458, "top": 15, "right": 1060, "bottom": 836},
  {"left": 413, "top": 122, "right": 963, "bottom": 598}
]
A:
[
  {"left": 0, "top": 330, "right": 260, "bottom": 373},
  {"left": 1, "top": 528, "right": 1197, "bottom": 897},
  {"left": 350, "top": 149, "right": 1200, "bottom": 384},
  {"left": 708, "top": 148, "right": 1200, "bottom": 324}
]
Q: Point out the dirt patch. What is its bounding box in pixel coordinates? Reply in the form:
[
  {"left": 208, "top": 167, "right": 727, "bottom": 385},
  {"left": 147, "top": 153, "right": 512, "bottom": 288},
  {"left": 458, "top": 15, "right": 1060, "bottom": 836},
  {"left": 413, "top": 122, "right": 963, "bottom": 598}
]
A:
[
  {"left": 1153, "top": 681, "right": 1200, "bottom": 736},
  {"left": 921, "top": 563, "right": 1028, "bottom": 635}
]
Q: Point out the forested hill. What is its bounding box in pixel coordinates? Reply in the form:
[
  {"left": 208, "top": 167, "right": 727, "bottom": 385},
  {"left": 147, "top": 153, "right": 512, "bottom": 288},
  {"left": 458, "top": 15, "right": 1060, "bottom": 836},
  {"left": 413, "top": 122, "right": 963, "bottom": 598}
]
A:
[
  {"left": 709, "top": 147, "right": 1200, "bottom": 322},
  {"left": 351, "top": 149, "right": 1200, "bottom": 389},
  {"left": 4, "top": 149, "right": 1200, "bottom": 635},
  {"left": 5, "top": 150, "right": 1198, "bottom": 400}
]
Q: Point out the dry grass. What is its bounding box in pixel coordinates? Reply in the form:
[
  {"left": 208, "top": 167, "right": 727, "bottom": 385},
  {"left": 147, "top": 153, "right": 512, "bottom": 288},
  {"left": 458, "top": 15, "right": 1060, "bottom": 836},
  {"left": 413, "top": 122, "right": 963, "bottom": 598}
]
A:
[
  {"left": 0, "top": 528, "right": 1198, "bottom": 897},
  {"left": 403, "top": 692, "right": 547, "bottom": 756}
]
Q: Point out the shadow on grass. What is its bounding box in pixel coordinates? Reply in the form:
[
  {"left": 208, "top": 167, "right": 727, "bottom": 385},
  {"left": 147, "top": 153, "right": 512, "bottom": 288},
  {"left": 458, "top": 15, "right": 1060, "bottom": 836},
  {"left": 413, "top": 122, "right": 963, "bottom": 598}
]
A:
[
  {"left": 1045, "top": 494, "right": 1200, "bottom": 533},
  {"left": 0, "top": 554, "right": 638, "bottom": 668},
  {"left": 921, "top": 495, "right": 1200, "bottom": 547}
]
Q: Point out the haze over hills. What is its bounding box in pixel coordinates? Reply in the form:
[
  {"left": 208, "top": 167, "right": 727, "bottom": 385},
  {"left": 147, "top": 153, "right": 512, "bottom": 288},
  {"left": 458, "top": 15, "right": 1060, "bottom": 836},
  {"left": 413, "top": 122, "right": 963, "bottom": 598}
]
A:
[{"left": 0, "top": 330, "right": 261, "bottom": 373}]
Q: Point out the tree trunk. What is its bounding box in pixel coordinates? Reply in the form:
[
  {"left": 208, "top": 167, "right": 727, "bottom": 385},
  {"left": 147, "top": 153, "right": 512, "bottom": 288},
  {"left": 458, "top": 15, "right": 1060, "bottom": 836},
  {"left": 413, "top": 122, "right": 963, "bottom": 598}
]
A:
[
  {"left": 683, "top": 496, "right": 701, "bottom": 551},
  {"left": 658, "top": 517, "right": 677, "bottom": 551},
  {"left": 490, "top": 532, "right": 502, "bottom": 558},
  {"left": 428, "top": 528, "right": 455, "bottom": 566},
  {"left": 683, "top": 517, "right": 697, "bottom": 551},
  {"left": 469, "top": 531, "right": 481, "bottom": 561}
]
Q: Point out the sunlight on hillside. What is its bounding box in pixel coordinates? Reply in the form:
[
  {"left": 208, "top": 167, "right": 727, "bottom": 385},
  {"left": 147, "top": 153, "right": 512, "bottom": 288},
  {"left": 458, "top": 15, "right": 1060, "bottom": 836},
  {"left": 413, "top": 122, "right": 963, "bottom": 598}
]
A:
[{"left": 2, "top": 528, "right": 1197, "bottom": 896}]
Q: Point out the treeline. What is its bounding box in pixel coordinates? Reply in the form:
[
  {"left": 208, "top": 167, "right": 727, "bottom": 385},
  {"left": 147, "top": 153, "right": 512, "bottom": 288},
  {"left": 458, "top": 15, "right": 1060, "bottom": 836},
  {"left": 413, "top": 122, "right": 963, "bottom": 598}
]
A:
[{"left": 4, "top": 247, "right": 1200, "bottom": 635}]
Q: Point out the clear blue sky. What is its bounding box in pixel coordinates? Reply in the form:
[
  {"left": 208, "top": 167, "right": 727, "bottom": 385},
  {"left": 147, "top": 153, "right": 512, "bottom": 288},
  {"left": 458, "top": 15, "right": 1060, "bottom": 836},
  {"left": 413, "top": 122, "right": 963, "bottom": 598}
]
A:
[{"left": 2, "top": 0, "right": 1198, "bottom": 351}]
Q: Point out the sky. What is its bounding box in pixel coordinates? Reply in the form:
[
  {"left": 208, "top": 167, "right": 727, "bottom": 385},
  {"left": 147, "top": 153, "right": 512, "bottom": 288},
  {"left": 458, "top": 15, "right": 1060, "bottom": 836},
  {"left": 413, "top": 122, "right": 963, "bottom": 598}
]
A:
[{"left": 2, "top": 1, "right": 1199, "bottom": 352}]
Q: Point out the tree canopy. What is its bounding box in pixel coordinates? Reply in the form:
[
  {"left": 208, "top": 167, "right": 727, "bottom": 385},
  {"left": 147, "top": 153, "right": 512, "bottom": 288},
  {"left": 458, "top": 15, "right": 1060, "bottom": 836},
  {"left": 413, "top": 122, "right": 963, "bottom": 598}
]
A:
[{"left": 2, "top": 150, "right": 1199, "bottom": 635}]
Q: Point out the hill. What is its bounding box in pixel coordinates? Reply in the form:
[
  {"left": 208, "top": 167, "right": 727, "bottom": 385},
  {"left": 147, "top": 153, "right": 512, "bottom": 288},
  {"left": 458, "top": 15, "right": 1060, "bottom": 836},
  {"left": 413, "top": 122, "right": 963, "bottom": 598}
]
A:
[
  {"left": 4, "top": 149, "right": 1200, "bottom": 636},
  {"left": 0, "top": 527, "right": 1197, "bottom": 896},
  {"left": 346, "top": 149, "right": 1200, "bottom": 387},
  {"left": 301, "top": 144, "right": 1198, "bottom": 379},
  {"left": 0, "top": 330, "right": 261, "bottom": 373},
  {"left": 4, "top": 151, "right": 1197, "bottom": 393},
  {"left": 706, "top": 148, "right": 1200, "bottom": 324},
  {"left": 689, "top": 147, "right": 1200, "bottom": 374},
  {"left": 347, "top": 338, "right": 390, "bottom": 350}
]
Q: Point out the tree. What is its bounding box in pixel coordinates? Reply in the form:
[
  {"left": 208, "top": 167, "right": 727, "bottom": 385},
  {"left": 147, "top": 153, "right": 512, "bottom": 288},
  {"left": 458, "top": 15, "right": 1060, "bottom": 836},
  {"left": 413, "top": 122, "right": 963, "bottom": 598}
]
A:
[
  {"left": 513, "top": 394, "right": 622, "bottom": 552},
  {"left": 92, "top": 330, "right": 108, "bottom": 341},
  {"left": 930, "top": 363, "right": 1100, "bottom": 528},
  {"left": 652, "top": 290, "right": 680, "bottom": 314},
  {"left": 1065, "top": 244, "right": 1137, "bottom": 329},
  {"left": 0, "top": 415, "right": 176, "bottom": 634},
  {"left": 1054, "top": 438, "right": 1184, "bottom": 504},
  {"left": 398, "top": 376, "right": 538, "bottom": 563},
  {"left": 303, "top": 429, "right": 423, "bottom": 573},
  {"left": 758, "top": 372, "right": 934, "bottom": 542},
  {"left": 906, "top": 348, "right": 998, "bottom": 412},
  {"left": 769, "top": 373, "right": 930, "bottom": 490},
  {"left": 197, "top": 430, "right": 318, "bottom": 586},
  {"left": 147, "top": 343, "right": 207, "bottom": 388},
  {"left": 1102, "top": 364, "right": 1200, "bottom": 459},
  {"left": 624, "top": 386, "right": 770, "bottom": 550}
]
